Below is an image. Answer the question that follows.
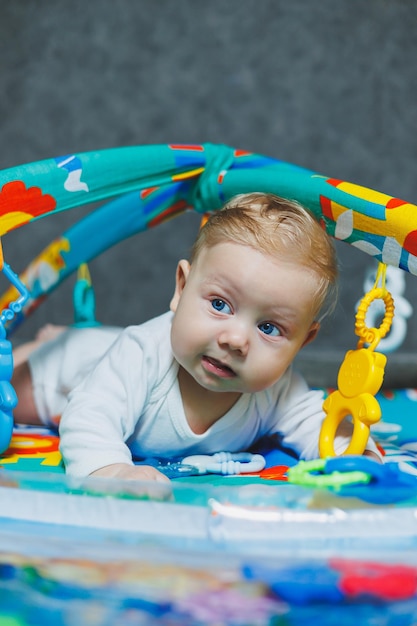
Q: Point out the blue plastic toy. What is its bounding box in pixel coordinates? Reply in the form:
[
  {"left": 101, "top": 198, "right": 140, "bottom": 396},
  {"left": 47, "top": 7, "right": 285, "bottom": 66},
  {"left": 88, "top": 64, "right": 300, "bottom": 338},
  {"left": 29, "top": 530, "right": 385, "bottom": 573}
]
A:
[
  {"left": 0, "top": 243, "right": 30, "bottom": 453},
  {"left": 288, "top": 455, "right": 417, "bottom": 504}
]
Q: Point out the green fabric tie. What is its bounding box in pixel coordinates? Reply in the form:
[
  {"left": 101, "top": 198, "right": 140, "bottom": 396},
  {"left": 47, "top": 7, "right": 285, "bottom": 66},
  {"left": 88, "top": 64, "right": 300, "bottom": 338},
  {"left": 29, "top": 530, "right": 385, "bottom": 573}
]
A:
[{"left": 191, "top": 143, "right": 235, "bottom": 213}]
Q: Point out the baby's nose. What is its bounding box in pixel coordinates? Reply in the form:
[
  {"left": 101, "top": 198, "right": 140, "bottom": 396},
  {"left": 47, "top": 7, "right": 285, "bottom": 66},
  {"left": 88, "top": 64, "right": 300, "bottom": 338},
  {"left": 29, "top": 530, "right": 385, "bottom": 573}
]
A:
[{"left": 218, "top": 325, "right": 249, "bottom": 355}]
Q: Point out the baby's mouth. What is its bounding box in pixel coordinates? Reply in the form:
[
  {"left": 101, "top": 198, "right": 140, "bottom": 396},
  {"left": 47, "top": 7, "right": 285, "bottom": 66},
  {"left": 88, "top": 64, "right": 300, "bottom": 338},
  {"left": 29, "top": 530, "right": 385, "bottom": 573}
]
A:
[{"left": 202, "top": 356, "right": 236, "bottom": 379}]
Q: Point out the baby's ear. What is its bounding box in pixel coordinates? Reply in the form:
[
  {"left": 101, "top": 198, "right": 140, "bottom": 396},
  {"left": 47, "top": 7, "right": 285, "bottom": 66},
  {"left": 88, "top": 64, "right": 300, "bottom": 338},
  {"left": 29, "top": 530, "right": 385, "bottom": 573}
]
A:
[
  {"left": 301, "top": 321, "right": 320, "bottom": 348},
  {"left": 170, "top": 260, "right": 191, "bottom": 312}
]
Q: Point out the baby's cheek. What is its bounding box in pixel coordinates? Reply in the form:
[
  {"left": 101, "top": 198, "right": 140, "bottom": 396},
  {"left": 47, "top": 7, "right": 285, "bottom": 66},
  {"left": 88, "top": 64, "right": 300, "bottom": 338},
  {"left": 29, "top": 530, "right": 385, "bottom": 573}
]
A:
[
  {"left": 171, "top": 325, "right": 195, "bottom": 365},
  {"left": 253, "top": 360, "right": 286, "bottom": 390}
]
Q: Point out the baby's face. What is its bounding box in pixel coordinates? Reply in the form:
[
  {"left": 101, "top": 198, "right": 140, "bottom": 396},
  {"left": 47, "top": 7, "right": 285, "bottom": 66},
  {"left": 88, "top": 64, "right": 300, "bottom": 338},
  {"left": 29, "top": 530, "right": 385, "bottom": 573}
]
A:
[{"left": 170, "top": 242, "right": 320, "bottom": 395}]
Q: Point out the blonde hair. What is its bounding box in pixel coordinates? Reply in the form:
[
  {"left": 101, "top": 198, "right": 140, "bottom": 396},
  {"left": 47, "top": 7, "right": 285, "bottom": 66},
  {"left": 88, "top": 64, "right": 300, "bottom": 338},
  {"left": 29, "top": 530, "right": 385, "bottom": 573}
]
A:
[{"left": 191, "top": 192, "right": 338, "bottom": 319}]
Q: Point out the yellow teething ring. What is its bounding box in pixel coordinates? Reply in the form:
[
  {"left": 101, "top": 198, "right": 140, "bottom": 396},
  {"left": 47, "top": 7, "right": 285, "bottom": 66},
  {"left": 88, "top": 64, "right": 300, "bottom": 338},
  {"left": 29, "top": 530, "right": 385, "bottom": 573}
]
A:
[
  {"left": 319, "top": 264, "right": 393, "bottom": 458},
  {"left": 319, "top": 404, "right": 373, "bottom": 457},
  {"left": 355, "top": 287, "right": 394, "bottom": 350}
]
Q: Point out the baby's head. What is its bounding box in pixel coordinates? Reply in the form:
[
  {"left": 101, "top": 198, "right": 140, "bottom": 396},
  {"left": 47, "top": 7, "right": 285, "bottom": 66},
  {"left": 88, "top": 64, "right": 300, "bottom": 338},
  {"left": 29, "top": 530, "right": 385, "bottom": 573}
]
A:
[
  {"left": 190, "top": 193, "right": 337, "bottom": 320},
  {"left": 169, "top": 193, "right": 338, "bottom": 397}
]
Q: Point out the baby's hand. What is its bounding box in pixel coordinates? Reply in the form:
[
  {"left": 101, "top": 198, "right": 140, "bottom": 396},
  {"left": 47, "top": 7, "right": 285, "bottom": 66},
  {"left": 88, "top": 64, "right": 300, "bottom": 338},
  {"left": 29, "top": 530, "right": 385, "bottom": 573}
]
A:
[
  {"left": 90, "top": 462, "right": 171, "bottom": 483},
  {"left": 363, "top": 450, "right": 382, "bottom": 464}
]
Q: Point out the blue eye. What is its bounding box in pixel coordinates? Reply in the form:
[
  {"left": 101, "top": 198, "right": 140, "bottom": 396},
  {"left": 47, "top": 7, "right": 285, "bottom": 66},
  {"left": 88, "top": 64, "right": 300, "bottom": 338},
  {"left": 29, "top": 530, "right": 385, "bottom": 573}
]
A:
[
  {"left": 211, "top": 299, "right": 232, "bottom": 314},
  {"left": 258, "top": 322, "right": 280, "bottom": 337}
]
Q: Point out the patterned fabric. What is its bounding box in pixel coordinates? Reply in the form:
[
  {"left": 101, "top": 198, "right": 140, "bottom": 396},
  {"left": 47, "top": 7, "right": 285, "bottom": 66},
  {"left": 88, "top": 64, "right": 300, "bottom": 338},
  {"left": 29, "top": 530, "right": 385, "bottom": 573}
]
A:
[{"left": 0, "top": 143, "right": 417, "bottom": 333}]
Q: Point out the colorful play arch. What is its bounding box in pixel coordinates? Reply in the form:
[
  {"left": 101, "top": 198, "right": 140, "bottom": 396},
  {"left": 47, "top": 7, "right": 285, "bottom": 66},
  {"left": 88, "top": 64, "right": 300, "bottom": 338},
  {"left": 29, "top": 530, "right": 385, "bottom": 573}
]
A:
[{"left": 1, "top": 143, "right": 417, "bottom": 333}]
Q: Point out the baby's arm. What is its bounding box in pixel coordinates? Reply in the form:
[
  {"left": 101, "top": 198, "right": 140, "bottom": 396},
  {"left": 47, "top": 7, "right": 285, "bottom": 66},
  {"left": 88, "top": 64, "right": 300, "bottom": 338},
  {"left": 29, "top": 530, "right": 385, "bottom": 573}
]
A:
[{"left": 59, "top": 328, "right": 168, "bottom": 481}]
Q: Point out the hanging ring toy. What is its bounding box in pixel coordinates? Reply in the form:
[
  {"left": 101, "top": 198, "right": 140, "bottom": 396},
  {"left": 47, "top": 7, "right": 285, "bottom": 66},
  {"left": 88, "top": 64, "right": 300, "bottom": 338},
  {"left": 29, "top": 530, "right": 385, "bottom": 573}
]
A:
[
  {"left": 355, "top": 287, "right": 395, "bottom": 350},
  {"left": 319, "top": 263, "right": 394, "bottom": 458}
]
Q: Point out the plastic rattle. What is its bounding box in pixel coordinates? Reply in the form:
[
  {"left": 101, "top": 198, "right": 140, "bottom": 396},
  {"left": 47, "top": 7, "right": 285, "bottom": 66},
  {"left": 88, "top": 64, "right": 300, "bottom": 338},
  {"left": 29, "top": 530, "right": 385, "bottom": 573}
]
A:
[
  {"left": 319, "top": 263, "right": 394, "bottom": 458},
  {"left": 181, "top": 452, "right": 266, "bottom": 475},
  {"left": 134, "top": 452, "right": 266, "bottom": 478}
]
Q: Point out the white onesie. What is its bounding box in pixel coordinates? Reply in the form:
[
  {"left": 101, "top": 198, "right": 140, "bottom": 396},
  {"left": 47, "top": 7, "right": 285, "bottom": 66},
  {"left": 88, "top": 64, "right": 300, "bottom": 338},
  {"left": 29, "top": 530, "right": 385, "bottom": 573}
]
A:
[{"left": 28, "top": 312, "right": 380, "bottom": 476}]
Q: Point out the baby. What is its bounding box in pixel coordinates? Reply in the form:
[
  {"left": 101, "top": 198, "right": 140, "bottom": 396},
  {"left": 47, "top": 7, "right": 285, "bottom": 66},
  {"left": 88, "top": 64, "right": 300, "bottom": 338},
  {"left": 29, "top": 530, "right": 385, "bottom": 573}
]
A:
[{"left": 12, "top": 193, "right": 380, "bottom": 482}]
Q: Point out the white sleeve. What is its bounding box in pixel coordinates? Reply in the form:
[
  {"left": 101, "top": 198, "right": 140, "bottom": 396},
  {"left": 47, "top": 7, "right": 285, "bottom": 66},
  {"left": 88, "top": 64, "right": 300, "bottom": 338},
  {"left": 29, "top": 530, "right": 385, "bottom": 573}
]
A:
[
  {"left": 272, "top": 369, "right": 382, "bottom": 461},
  {"left": 59, "top": 328, "right": 152, "bottom": 477}
]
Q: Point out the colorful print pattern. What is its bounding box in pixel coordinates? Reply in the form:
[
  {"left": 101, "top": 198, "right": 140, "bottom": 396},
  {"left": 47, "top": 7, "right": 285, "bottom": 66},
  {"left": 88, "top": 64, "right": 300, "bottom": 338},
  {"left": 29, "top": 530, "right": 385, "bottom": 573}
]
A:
[{"left": 0, "top": 144, "right": 416, "bottom": 332}]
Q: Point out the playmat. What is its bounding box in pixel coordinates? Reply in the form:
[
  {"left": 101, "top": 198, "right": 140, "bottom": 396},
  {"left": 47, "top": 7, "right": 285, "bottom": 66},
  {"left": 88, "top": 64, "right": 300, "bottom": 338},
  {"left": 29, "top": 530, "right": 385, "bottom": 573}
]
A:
[
  {"left": 1, "top": 387, "right": 417, "bottom": 480},
  {"left": 1, "top": 144, "right": 417, "bottom": 624},
  {"left": 0, "top": 388, "right": 416, "bottom": 625}
]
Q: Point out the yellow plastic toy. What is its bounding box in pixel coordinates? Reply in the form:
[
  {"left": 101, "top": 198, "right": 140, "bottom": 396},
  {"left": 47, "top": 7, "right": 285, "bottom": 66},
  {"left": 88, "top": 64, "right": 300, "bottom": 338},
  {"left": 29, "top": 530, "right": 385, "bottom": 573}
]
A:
[{"left": 319, "top": 263, "right": 395, "bottom": 458}]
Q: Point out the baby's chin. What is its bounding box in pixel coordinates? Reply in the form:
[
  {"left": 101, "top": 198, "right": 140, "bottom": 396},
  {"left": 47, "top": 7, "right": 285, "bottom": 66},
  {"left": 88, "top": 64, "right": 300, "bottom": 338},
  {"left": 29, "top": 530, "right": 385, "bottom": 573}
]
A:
[
  {"left": 194, "top": 373, "right": 258, "bottom": 396},
  {"left": 188, "top": 368, "right": 244, "bottom": 394}
]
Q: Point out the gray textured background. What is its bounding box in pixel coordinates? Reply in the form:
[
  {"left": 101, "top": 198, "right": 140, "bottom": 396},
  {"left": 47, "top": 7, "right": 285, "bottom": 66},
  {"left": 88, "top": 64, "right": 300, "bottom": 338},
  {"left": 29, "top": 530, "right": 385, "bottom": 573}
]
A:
[{"left": 1, "top": 0, "right": 417, "bottom": 386}]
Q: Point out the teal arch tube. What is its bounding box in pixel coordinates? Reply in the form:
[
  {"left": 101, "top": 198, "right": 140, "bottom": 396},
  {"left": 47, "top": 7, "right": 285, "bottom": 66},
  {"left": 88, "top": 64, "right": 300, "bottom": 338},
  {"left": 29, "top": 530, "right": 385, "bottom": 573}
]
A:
[
  {"left": 1, "top": 143, "right": 417, "bottom": 335},
  {"left": 2, "top": 179, "right": 194, "bottom": 334}
]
